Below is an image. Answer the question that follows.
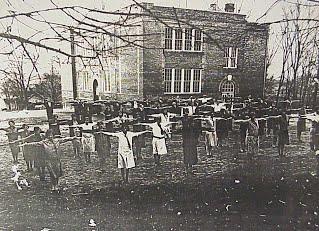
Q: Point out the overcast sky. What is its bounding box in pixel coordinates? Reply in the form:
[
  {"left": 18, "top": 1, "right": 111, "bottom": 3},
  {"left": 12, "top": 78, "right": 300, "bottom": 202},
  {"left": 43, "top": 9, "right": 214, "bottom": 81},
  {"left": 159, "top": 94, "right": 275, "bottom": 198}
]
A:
[{"left": 0, "top": 0, "right": 318, "bottom": 80}]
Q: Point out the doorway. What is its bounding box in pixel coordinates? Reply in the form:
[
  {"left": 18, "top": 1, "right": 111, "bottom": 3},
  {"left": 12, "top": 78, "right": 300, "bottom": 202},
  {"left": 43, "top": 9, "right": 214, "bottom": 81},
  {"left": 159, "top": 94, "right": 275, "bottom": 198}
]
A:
[{"left": 93, "top": 79, "right": 99, "bottom": 101}]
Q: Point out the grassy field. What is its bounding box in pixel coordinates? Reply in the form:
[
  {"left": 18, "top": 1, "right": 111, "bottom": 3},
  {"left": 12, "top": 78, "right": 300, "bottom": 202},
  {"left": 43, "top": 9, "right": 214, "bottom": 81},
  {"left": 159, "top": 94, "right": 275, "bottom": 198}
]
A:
[{"left": 0, "top": 117, "right": 318, "bottom": 230}]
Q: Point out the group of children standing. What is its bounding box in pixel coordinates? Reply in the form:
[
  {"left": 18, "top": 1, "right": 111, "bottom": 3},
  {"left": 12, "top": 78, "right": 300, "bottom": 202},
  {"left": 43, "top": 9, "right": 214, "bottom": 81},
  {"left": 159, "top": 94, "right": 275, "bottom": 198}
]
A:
[{"left": 1, "top": 98, "right": 318, "bottom": 191}]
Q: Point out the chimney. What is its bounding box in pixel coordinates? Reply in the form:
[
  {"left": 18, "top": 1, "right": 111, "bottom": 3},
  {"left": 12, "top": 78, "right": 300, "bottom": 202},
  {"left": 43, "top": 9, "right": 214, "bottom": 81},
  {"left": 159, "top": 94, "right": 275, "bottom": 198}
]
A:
[
  {"left": 141, "top": 2, "right": 154, "bottom": 9},
  {"left": 225, "top": 3, "right": 235, "bottom": 13},
  {"left": 210, "top": 3, "right": 217, "bottom": 11}
]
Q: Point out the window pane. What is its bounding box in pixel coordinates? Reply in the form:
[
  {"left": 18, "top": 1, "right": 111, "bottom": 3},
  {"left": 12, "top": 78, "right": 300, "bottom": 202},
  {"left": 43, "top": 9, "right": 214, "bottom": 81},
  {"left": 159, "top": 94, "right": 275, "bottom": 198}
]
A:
[
  {"left": 185, "top": 29, "right": 192, "bottom": 40},
  {"left": 225, "top": 56, "right": 229, "bottom": 66},
  {"left": 164, "top": 69, "right": 172, "bottom": 93},
  {"left": 194, "top": 30, "right": 202, "bottom": 40},
  {"left": 102, "top": 72, "right": 106, "bottom": 92},
  {"left": 224, "top": 47, "right": 230, "bottom": 67},
  {"left": 184, "top": 29, "right": 192, "bottom": 50},
  {"left": 194, "top": 41, "right": 201, "bottom": 51},
  {"left": 185, "top": 41, "right": 192, "bottom": 50},
  {"left": 224, "top": 47, "right": 230, "bottom": 58},
  {"left": 82, "top": 75, "right": 85, "bottom": 90},
  {"left": 165, "top": 28, "right": 173, "bottom": 39},
  {"left": 165, "top": 40, "right": 172, "bottom": 50},
  {"left": 174, "top": 69, "right": 182, "bottom": 92},
  {"left": 193, "top": 83, "right": 200, "bottom": 92},
  {"left": 231, "top": 47, "right": 237, "bottom": 57},
  {"left": 194, "top": 30, "right": 202, "bottom": 51},
  {"left": 184, "top": 69, "right": 191, "bottom": 92},
  {"left": 83, "top": 72, "right": 88, "bottom": 90},
  {"left": 175, "top": 40, "right": 182, "bottom": 50},
  {"left": 231, "top": 48, "right": 238, "bottom": 67},
  {"left": 104, "top": 72, "right": 111, "bottom": 92},
  {"left": 175, "top": 29, "right": 183, "bottom": 50},
  {"left": 193, "top": 70, "right": 201, "bottom": 93},
  {"left": 165, "top": 28, "right": 173, "bottom": 50},
  {"left": 230, "top": 58, "right": 236, "bottom": 68},
  {"left": 115, "top": 70, "right": 120, "bottom": 92},
  {"left": 184, "top": 29, "right": 192, "bottom": 51},
  {"left": 175, "top": 29, "right": 182, "bottom": 39}
]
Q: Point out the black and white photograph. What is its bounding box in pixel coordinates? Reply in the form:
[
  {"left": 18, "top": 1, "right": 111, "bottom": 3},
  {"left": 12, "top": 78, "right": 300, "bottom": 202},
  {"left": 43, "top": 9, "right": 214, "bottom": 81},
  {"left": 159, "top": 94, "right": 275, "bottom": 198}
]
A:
[{"left": 0, "top": 0, "right": 319, "bottom": 230}]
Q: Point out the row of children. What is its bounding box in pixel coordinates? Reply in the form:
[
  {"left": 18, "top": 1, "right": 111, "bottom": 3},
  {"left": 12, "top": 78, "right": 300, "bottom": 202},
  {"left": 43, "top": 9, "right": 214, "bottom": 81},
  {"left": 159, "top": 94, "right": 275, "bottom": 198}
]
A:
[{"left": 1, "top": 97, "right": 318, "bottom": 190}]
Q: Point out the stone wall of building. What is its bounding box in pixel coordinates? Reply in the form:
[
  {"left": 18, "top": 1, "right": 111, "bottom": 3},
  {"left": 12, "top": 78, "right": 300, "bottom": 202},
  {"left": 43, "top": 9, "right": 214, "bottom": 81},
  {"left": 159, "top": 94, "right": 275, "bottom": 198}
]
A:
[
  {"left": 141, "top": 5, "right": 269, "bottom": 99},
  {"left": 141, "top": 18, "right": 164, "bottom": 99}
]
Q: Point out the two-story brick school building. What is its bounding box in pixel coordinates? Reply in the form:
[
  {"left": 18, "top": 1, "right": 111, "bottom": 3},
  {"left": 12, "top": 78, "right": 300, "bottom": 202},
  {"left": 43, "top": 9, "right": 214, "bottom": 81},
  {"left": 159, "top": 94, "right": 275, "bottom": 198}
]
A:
[{"left": 61, "top": 2, "right": 269, "bottom": 103}]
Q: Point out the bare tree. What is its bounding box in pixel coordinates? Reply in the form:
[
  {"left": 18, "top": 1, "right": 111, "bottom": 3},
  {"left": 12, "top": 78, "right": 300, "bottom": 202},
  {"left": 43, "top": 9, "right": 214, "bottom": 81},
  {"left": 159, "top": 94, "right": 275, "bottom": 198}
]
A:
[
  {"left": 0, "top": 48, "right": 40, "bottom": 109},
  {"left": 274, "top": 1, "right": 319, "bottom": 105}
]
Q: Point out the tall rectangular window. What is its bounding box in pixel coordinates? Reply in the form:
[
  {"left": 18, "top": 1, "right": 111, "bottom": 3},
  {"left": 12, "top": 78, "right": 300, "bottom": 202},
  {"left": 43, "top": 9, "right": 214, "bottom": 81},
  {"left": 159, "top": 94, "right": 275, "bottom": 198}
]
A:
[
  {"left": 184, "top": 29, "right": 192, "bottom": 51},
  {"left": 82, "top": 71, "right": 89, "bottom": 90},
  {"left": 165, "top": 27, "right": 173, "bottom": 50},
  {"left": 174, "top": 69, "right": 182, "bottom": 92},
  {"left": 193, "top": 69, "right": 201, "bottom": 93},
  {"left": 194, "top": 30, "right": 202, "bottom": 51},
  {"left": 175, "top": 29, "right": 183, "bottom": 50},
  {"left": 164, "top": 69, "right": 172, "bottom": 93},
  {"left": 115, "top": 68, "right": 121, "bottom": 93},
  {"left": 102, "top": 71, "right": 111, "bottom": 92},
  {"left": 184, "top": 69, "right": 192, "bottom": 92},
  {"left": 224, "top": 47, "right": 238, "bottom": 68}
]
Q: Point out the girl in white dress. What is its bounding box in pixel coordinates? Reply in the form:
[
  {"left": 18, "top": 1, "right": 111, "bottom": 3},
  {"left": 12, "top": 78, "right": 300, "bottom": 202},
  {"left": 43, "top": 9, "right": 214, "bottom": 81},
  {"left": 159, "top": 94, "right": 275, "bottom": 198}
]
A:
[
  {"left": 101, "top": 125, "right": 149, "bottom": 183},
  {"left": 140, "top": 117, "right": 175, "bottom": 166}
]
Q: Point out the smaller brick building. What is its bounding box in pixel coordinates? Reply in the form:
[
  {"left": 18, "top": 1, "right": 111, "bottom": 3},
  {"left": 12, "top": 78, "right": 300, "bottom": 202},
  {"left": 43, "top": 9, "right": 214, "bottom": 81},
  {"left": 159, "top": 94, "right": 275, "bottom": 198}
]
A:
[{"left": 62, "top": 2, "right": 269, "bottom": 103}]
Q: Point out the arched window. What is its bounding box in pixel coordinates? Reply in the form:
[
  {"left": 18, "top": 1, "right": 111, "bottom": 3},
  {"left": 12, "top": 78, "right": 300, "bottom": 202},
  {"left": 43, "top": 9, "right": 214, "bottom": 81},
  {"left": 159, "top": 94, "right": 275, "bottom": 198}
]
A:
[{"left": 221, "top": 81, "right": 235, "bottom": 98}]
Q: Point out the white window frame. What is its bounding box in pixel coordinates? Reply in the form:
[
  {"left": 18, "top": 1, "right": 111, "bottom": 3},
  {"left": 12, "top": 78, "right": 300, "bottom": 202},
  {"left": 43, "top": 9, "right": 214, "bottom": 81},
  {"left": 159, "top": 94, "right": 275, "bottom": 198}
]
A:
[
  {"left": 193, "top": 69, "right": 202, "bottom": 93},
  {"left": 164, "top": 69, "right": 173, "bottom": 93},
  {"left": 184, "top": 29, "right": 193, "bottom": 51},
  {"left": 194, "top": 29, "right": 203, "bottom": 52},
  {"left": 102, "top": 71, "right": 111, "bottom": 93},
  {"left": 174, "top": 68, "right": 182, "bottom": 92},
  {"left": 183, "top": 69, "right": 192, "bottom": 92},
  {"left": 164, "top": 27, "right": 173, "bottom": 50},
  {"left": 164, "top": 68, "right": 202, "bottom": 94},
  {"left": 224, "top": 47, "right": 238, "bottom": 68},
  {"left": 164, "top": 27, "right": 203, "bottom": 52},
  {"left": 82, "top": 71, "right": 89, "bottom": 91},
  {"left": 174, "top": 29, "right": 183, "bottom": 51}
]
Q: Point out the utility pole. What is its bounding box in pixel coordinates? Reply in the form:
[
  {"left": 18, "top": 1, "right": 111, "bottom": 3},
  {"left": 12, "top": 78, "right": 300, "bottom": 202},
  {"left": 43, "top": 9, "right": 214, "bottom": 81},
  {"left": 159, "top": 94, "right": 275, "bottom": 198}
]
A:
[
  {"left": 51, "top": 59, "right": 54, "bottom": 76},
  {"left": 70, "top": 27, "right": 77, "bottom": 100}
]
